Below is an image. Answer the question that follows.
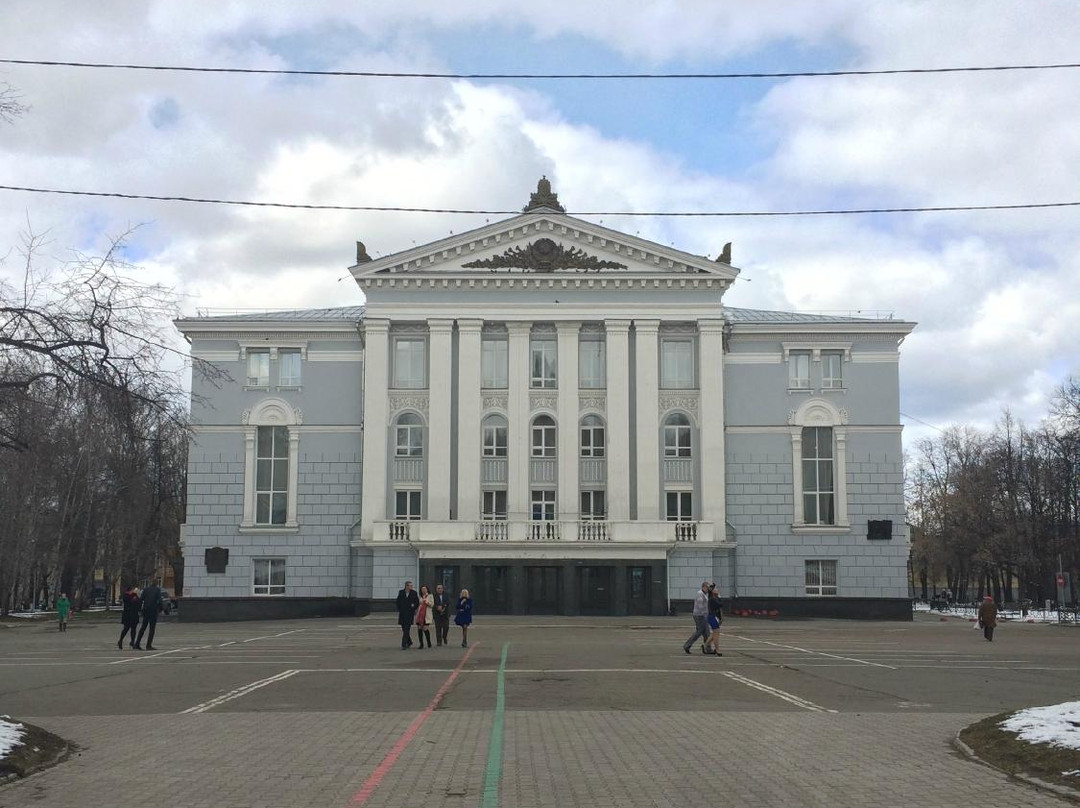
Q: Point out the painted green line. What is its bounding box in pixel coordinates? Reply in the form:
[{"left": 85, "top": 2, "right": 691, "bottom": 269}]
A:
[{"left": 481, "top": 642, "right": 510, "bottom": 808}]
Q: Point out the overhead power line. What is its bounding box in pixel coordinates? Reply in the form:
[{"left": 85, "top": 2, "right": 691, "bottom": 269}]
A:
[
  {"left": 2, "top": 185, "right": 1078, "bottom": 217},
  {"left": 2, "top": 57, "right": 1079, "bottom": 80}
]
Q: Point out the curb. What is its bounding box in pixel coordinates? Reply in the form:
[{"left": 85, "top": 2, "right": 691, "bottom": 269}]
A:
[{"left": 952, "top": 731, "right": 1080, "bottom": 803}]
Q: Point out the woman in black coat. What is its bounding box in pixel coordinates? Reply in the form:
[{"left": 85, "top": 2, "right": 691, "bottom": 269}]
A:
[{"left": 117, "top": 585, "right": 141, "bottom": 650}]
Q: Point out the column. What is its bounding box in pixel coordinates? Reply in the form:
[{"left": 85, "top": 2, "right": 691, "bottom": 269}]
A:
[
  {"left": 634, "top": 319, "right": 661, "bottom": 521},
  {"left": 506, "top": 322, "right": 531, "bottom": 522},
  {"left": 698, "top": 319, "right": 726, "bottom": 528},
  {"left": 426, "top": 319, "right": 454, "bottom": 521},
  {"left": 360, "top": 318, "right": 389, "bottom": 540},
  {"left": 556, "top": 321, "right": 580, "bottom": 521},
  {"left": 456, "top": 319, "right": 484, "bottom": 523},
  {"left": 605, "top": 320, "right": 631, "bottom": 521}
]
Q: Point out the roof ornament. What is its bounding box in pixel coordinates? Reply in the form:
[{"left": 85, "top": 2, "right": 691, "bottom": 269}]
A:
[
  {"left": 462, "top": 237, "right": 626, "bottom": 272},
  {"left": 523, "top": 175, "right": 566, "bottom": 213},
  {"left": 716, "top": 242, "right": 732, "bottom": 264},
  {"left": 356, "top": 241, "right": 373, "bottom": 263}
]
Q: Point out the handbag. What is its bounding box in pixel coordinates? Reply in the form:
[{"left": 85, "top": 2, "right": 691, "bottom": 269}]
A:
[{"left": 416, "top": 601, "right": 427, "bottom": 625}]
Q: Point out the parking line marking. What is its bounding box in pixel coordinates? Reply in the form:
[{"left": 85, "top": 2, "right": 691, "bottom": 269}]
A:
[
  {"left": 349, "top": 643, "right": 479, "bottom": 806},
  {"left": 730, "top": 634, "right": 897, "bottom": 669},
  {"left": 723, "top": 671, "right": 836, "bottom": 712},
  {"left": 179, "top": 669, "right": 299, "bottom": 714},
  {"left": 110, "top": 646, "right": 198, "bottom": 665},
  {"left": 242, "top": 629, "right": 305, "bottom": 643}
]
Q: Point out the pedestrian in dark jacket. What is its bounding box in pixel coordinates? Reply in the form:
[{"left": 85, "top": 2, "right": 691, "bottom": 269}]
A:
[
  {"left": 433, "top": 584, "right": 451, "bottom": 646},
  {"left": 135, "top": 578, "right": 163, "bottom": 650},
  {"left": 977, "top": 595, "right": 998, "bottom": 642},
  {"left": 454, "top": 589, "right": 473, "bottom": 648},
  {"left": 118, "top": 585, "right": 141, "bottom": 649},
  {"left": 704, "top": 584, "right": 723, "bottom": 656},
  {"left": 396, "top": 581, "right": 420, "bottom": 650}
]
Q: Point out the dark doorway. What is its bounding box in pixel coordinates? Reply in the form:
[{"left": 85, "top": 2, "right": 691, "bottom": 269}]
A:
[
  {"left": 579, "top": 566, "right": 613, "bottom": 615},
  {"left": 525, "top": 566, "right": 561, "bottom": 614},
  {"left": 471, "top": 566, "right": 509, "bottom": 614},
  {"left": 435, "top": 566, "right": 459, "bottom": 598},
  {"left": 627, "top": 566, "right": 651, "bottom": 615}
]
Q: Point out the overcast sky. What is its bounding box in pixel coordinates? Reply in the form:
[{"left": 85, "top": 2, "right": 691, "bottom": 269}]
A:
[{"left": 1, "top": 1, "right": 1078, "bottom": 446}]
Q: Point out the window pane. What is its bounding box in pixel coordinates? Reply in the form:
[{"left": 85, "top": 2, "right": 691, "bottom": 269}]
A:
[
  {"left": 394, "top": 339, "right": 426, "bottom": 388},
  {"left": 579, "top": 340, "right": 606, "bottom": 388},
  {"left": 805, "top": 561, "right": 820, "bottom": 588},
  {"left": 279, "top": 350, "right": 301, "bottom": 386},
  {"left": 802, "top": 459, "right": 817, "bottom": 490},
  {"left": 820, "top": 494, "right": 835, "bottom": 525},
  {"left": 256, "top": 459, "right": 272, "bottom": 491},
  {"left": 270, "top": 559, "right": 286, "bottom": 587},
  {"left": 804, "top": 494, "right": 818, "bottom": 525},
  {"left": 256, "top": 494, "right": 270, "bottom": 525},
  {"left": 271, "top": 458, "right": 288, "bottom": 491},
  {"left": 594, "top": 491, "right": 606, "bottom": 516},
  {"left": 821, "top": 560, "right": 837, "bottom": 588},
  {"left": 661, "top": 341, "right": 693, "bottom": 388},
  {"left": 253, "top": 560, "right": 269, "bottom": 588},
  {"left": 257, "top": 426, "right": 273, "bottom": 458},
  {"left": 248, "top": 351, "right": 269, "bottom": 385},
  {"left": 819, "top": 460, "right": 833, "bottom": 490},
  {"left": 482, "top": 339, "right": 508, "bottom": 388},
  {"left": 272, "top": 427, "right": 289, "bottom": 458},
  {"left": 271, "top": 493, "right": 287, "bottom": 524}
]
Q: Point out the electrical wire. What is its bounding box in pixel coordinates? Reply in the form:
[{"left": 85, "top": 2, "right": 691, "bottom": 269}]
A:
[
  {"left": 1, "top": 185, "right": 1078, "bottom": 217},
  {"left": 2, "top": 58, "right": 1079, "bottom": 80}
]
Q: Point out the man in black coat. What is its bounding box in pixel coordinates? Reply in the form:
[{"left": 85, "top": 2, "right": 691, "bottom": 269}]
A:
[
  {"left": 134, "top": 578, "right": 163, "bottom": 650},
  {"left": 396, "top": 581, "right": 420, "bottom": 650},
  {"left": 432, "top": 584, "right": 451, "bottom": 646}
]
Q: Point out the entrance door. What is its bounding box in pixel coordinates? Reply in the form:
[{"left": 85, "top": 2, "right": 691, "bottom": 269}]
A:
[
  {"left": 628, "top": 566, "right": 652, "bottom": 615},
  {"left": 472, "top": 566, "right": 509, "bottom": 614},
  {"left": 579, "top": 566, "right": 613, "bottom": 615},
  {"left": 525, "top": 566, "right": 560, "bottom": 614},
  {"left": 435, "top": 566, "right": 458, "bottom": 599}
]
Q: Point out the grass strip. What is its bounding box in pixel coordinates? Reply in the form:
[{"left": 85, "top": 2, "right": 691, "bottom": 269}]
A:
[{"left": 960, "top": 711, "right": 1080, "bottom": 793}]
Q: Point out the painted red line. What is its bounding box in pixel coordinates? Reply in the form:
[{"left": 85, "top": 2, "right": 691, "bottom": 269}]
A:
[{"left": 348, "top": 643, "right": 479, "bottom": 806}]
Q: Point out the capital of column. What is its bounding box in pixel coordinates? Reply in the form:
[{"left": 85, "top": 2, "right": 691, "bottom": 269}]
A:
[
  {"left": 457, "top": 318, "right": 484, "bottom": 334},
  {"left": 363, "top": 317, "right": 390, "bottom": 335},
  {"left": 605, "top": 319, "right": 631, "bottom": 334},
  {"left": 555, "top": 320, "right": 581, "bottom": 334},
  {"left": 507, "top": 321, "right": 532, "bottom": 336},
  {"left": 633, "top": 318, "right": 661, "bottom": 334},
  {"left": 698, "top": 318, "right": 727, "bottom": 336},
  {"left": 427, "top": 318, "right": 454, "bottom": 335}
]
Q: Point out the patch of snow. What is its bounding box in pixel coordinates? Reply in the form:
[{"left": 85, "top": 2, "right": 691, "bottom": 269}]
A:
[
  {"left": 0, "top": 717, "right": 25, "bottom": 760},
  {"left": 1063, "top": 769, "right": 1080, "bottom": 777},
  {"left": 1000, "top": 702, "right": 1080, "bottom": 751}
]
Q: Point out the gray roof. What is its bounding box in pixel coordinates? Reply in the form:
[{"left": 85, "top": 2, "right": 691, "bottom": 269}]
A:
[
  {"left": 189, "top": 305, "right": 365, "bottom": 322},
  {"left": 724, "top": 307, "right": 896, "bottom": 324}
]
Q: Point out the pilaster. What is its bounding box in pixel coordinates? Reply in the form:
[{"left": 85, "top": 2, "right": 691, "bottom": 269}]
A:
[
  {"left": 634, "top": 319, "right": 661, "bottom": 521},
  {"left": 605, "top": 320, "right": 631, "bottom": 521},
  {"left": 426, "top": 319, "right": 454, "bottom": 521},
  {"left": 456, "top": 319, "right": 484, "bottom": 523},
  {"left": 556, "top": 321, "right": 580, "bottom": 520},
  {"left": 506, "top": 322, "right": 532, "bottom": 521},
  {"left": 360, "top": 318, "right": 389, "bottom": 540},
  {"left": 698, "top": 319, "right": 726, "bottom": 526}
]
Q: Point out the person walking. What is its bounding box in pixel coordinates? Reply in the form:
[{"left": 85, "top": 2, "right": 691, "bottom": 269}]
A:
[
  {"left": 682, "top": 581, "right": 711, "bottom": 654},
  {"left": 977, "top": 594, "right": 998, "bottom": 642},
  {"left": 396, "top": 581, "right": 420, "bottom": 650},
  {"left": 134, "top": 578, "right": 163, "bottom": 650},
  {"left": 433, "top": 584, "right": 451, "bottom": 646},
  {"left": 415, "top": 585, "right": 434, "bottom": 648},
  {"left": 705, "top": 584, "right": 723, "bottom": 656},
  {"left": 56, "top": 593, "right": 71, "bottom": 632},
  {"left": 117, "top": 585, "right": 141, "bottom": 649},
  {"left": 455, "top": 589, "right": 473, "bottom": 647}
]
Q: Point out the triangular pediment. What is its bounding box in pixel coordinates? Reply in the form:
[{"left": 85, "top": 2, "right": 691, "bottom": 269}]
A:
[{"left": 349, "top": 212, "right": 739, "bottom": 282}]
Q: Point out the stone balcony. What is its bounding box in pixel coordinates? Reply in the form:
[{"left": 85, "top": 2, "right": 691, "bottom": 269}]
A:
[{"left": 364, "top": 518, "right": 721, "bottom": 546}]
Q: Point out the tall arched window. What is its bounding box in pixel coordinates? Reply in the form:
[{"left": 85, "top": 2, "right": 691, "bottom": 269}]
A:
[
  {"left": 531, "top": 415, "right": 556, "bottom": 458},
  {"left": 395, "top": 412, "right": 424, "bottom": 457},
  {"left": 663, "top": 413, "right": 692, "bottom": 458},
  {"left": 580, "top": 414, "right": 606, "bottom": 458},
  {"left": 482, "top": 414, "right": 508, "bottom": 457},
  {"left": 789, "top": 399, "right": 850, "bottom": 530}
]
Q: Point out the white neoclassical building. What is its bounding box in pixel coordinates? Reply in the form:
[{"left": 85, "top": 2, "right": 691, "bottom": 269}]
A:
[{"left": 176, "top": 179, "right": 915, "bottom": 620}]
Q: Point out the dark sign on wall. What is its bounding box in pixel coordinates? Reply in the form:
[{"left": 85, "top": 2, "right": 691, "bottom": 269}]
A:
[
  {"left": 867, "top": 520, "right": 893, "bottom": 541},
  {"left": 205, "top": 547, "right": 230, "bottom": 573}
]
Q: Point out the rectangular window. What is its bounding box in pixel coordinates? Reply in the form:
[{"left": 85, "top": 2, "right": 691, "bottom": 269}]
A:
[
  {"left": 482, "top": 338, "right": 508, "bottom": 389},
  {"left": 278, "top": 349, "right": 302, "bottom": 387},
  {"left": 395, "top": 422, "right": 423, "bottom": 457},
  {"left": 247, "top": 350, "right": 270, "bottom": 386},
  {"left": 482, "top": 490, "right": 507, "bottom": 520},
  {"left": 579, "top": 339, "right": 606, "bottom": 389},
  {"left": 789, "top": 350, "right": 811, "bottom": 389},
  {"left": 660, "top": 339, "right": 694, "bottom": 389},
  {"left": 531, "top": 489, "right": 556, "bottom": 521},
  {"left": 802, "top": 426, "right": 835, "bottom": 525},
  {"left": 530, "top": 338, "right": 557, "bottom": 388},
  {"left": 255, "top": 426, "right": 289, "bottom": 525},
  {"left": 805, "top": 560, "right": 838, "bottom": 596},
  {"left": 395, "top": 490, "right": 422, "bottom": 520},
  {"left": 531, "top": 423, "right": 556, "bottom": 457},
  {"left": 482, "top": 423, "right": 508, "bottom": 457},
  {"left": 822, "top": 351, "right": 844, "bottom": 389},
  {"left": 392, "top": 338, "right": 427, "bottom": 389},
  {"left": 665, "top": 491, "right": 693, "bottom": 521},
  {"left": 580, "top": 422, "right": 605, "bottom": 457},
  {"left": 580, "top": 490, "right": 607, "bottom": 520},
  {"left": 252, "top": 558, "right": 286, "bottom": 596}
]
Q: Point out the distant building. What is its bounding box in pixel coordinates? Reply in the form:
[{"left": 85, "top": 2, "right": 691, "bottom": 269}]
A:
[{"left": 175, "top": 179, "right": 915, "bottom": 620}]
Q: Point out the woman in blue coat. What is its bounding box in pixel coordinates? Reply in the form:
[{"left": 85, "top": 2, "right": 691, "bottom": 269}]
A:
[{"left": 454, "top": 589, "right": 473, "bottom": 648}]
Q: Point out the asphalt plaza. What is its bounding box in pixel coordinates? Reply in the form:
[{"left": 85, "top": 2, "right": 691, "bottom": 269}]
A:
[{"left": 1, "top": 613, "right": 1078, "bottom": 807}]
